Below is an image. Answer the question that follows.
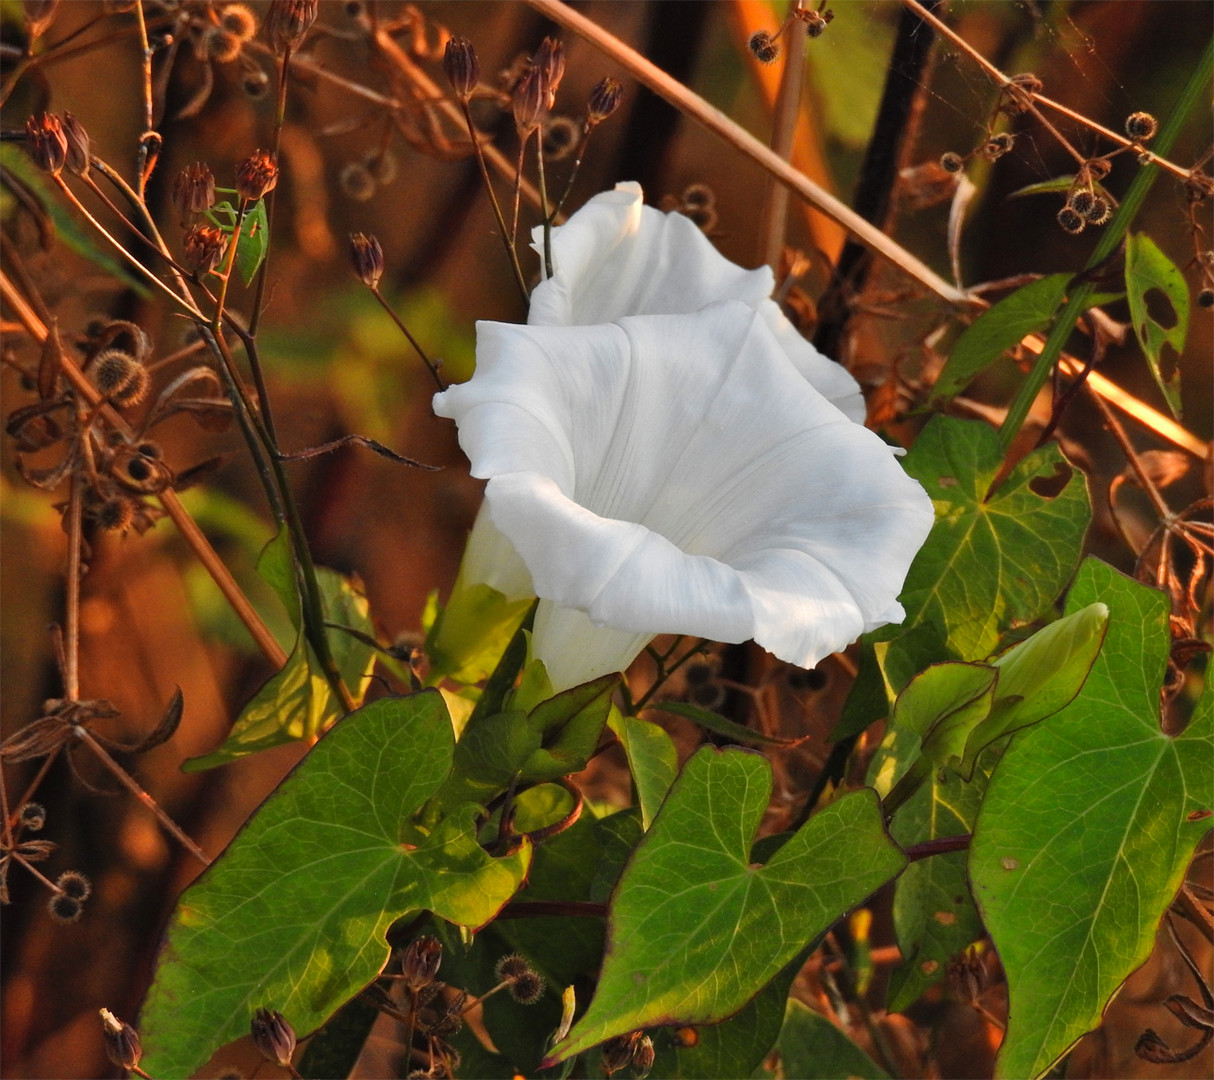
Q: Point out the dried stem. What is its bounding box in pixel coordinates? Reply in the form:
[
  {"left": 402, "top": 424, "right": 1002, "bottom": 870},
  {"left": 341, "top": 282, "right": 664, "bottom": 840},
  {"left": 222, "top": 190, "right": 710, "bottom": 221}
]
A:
[
  {"left": 758, "top": 1, "right": 806, "bottom": 269},
  {"left": 525, "top": 0, "right": 969, "bottom": 306},
  {"left": 73, "top": 725, "right": 211, "bottom": 866}
]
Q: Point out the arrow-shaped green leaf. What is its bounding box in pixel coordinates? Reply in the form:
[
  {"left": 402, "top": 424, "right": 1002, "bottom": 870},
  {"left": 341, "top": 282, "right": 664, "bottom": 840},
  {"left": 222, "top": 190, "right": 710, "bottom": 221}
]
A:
[
  {"left": 546, "top": 749, "right": 906, "bottom": 1062},
  {"left": 141, "top": 693, "right": 531, "bottom": 1079},
  {"left": 971, "top": 558, "right": 1213, "bottom": 1079}
]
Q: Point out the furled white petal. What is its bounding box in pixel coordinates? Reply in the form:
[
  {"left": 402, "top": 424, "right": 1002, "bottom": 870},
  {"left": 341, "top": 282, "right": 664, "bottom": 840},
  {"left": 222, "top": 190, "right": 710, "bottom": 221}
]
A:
[
  {"left": 530, "top": 181, "right": 866, "bottom": 423},
  {"left": 433, "top": 301, "right": 934, "bottom": 689}
]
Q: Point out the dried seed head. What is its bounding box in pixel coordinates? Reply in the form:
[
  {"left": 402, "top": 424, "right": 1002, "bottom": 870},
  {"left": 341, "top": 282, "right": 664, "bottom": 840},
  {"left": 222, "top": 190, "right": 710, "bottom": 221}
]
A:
[
  {"left": 684, "top": 204, "right": 718, "bottom": 233},
  {"left": 203, "top": 25, "right": 243, "bottom": 62},
  {"left": 1067, "top": 188, "right": 1096, "bottom": 216},
  {"left": 338, "top": 161, "right": 375, "bottom": 202},
  {"left": 364, "top": 149, "right": 397, "bottom": 185},
  {"left": 631, "top": 1035, "right": 656, "bottom": 1078},
  {"left": 509, "top": 970, "right": 545, "bottom": 1005},
  {"left": 25, "top": 113, "right": 68, "bottom": 174},
  {"left": 243, "top": 64, "right": 271, "bottom": 97},
  {"left": 749, "top": 30, "right": 778, "bottom": 64},
  {"left": 681, "top": 182, "right": 715, "bottom": 210},
  {"left": 90, "top": 350, "right": 147, "bottom": 403},
  {"left": 803, "top": 8, "right": 833, "bottom": 37},
  {"left": 982, "top": 132, "right": 1015, "bottom": 160},
  {"left": 443, "top": 36, "right": 480, "bottom": 101},
  {"left": 1082, "top": 194, "right": 1111, "bottom": 225},
  {"left": 235, "top": 149, "right": 278, "bottom": 201},
  {"left": 56, "top": 870, "right": 92, "bottom": 900},
  {"left": 587, "top": 76, "right": 623, "bottom": 125},
  {"left": 251, "top": 1008, "right": 296, "bottom": 1068},
  {"left": 542, "top": 115, "right": 579, "bottom": 160},
  {"left": 402, "top": 934, "right": 442, "bottom": 990},
  {"left": 92, "top": 494, "right": 138, "bottom": 532},
  {"left": 1056, "top": 205, "right": 1086, "bottom": 235},
  {"left": 172, "top": 162, "right": 217, "bottom": 220},
  {"left": 18, "top": 802, "right": 47, "bottom": 830},
  {"left": 513, "top": 64, "right": 548, "bottom": 134},
  {"left": 533, "top": 37, "right": 565, "bottom": 106},
  {"left": 1198, "top": 287, "right": 1214, "bottom": 309},
  {"left": 220, "top": 3, "right": 257, "bottom": 40},
  {"left": 349, "top": 232, "right": 384, "bottom": 289},
  {"left": 494, "top": 953, "right": 533, "bottom": 982},
  {"left": 1125, "top": 111, "right": 1158, "bottom": 141},
  {"left": 114, "top": 451, "right": 161, "bottom": 491},
  {"left": 100, "top": 1010, "right": 142, "bottom": 1072},
  {"left": 264, "top": 0, "right": 317, "bottom": 53},
  {"left": 48, "top": 891, "right": 82, "bottom": 922},
  {"left": 939, "top": 151, "right": 964, "bottom": 174},
  {"left": 135, "top": 439, "right": 163, "bottom": 460},
  {"left": 182, "top": 223, "right": 228, "bottom": 272},
  {"left": 61, "top": 111, "right": 90, "bottom": 176}
]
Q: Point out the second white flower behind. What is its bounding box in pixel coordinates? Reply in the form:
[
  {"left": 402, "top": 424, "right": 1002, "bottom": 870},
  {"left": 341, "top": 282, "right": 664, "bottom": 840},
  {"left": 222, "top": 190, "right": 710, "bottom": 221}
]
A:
[{"left": 434, "top": 299, "right": 934, "bottom": 691}]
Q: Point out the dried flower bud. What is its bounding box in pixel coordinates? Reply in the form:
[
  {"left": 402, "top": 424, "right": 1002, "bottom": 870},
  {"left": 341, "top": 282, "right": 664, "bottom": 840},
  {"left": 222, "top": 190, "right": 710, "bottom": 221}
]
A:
[
  {"left": 251, "top": 1008, "right": 296, "bottom": 1068},
  {"left": 1125, "top": 111, "right": 1158, "bottom": 141},
  {"left": 402, "top": 934, "right": 442, "bottom": 990},
  {"left": 349, "top": 232, "right": 384, "bottom": 289},
  {"left": 1056, "top": 205, "right": 1086, "bottom": 235},
  {"left": 90, "top": 350, "right": 149, "bottom": 405},
  {"left": 220, "top": 3, "right": 257, "bottom": 41},
  {"left": 533, "top": 37, "right": 565, "bottom": 106},
  {"left": 60, "top": 111, "right": 90, "bottom": 176},
  {"left": 587, "top": 76, "right": 623, "bottom": 124},
  {"left": 99, "top": 1009, "right": 142, "bottom": 1072},
  {"left": 235, "top": 149, "right": 277, "bottom": 201},
  {"left": 443, "top": 36, "right": 480, "bottom": 101},
  {"left": 1198, "top": 287, "right": 1214, "bottom": 309},
  {"left": 684, "top": 204, "right": 718, "bottom": 233},
  {"left": 631, "top": 1035, "right": 656, "bottom": 1078},
  {"left": 264, "top": 0, "right": 316, "bottom": 53},
  {"left": 172, "top": 162, "right": 217, "bottom": 220},
  {"left": 748, "top": 30, "right": 778, "bottom": 64},
  {"left": 939, "top": 151, "right": 964, "bottom": 174},
  {"left": 182, "top": 224, "right": 228, "bottom": 273},
  {"left": 25, "top": 113, "right": 68, "bottom": 175},
  {"left": 18, "top": 802, "right": 47, "bottom": 830},
  {"left": 602, "top": 1034, "right": 640, "bottom": 1076},
  {"left": 364, "top": 149, "right": 397, "bottom": 185},
  {"left": 983, "top": 132, "right": 1015, "bottom": 160},
  {"left": 542, "top": 115, "right": 579, "bottom": 160},
  {"left": 23, "top": 0, "right": 60, "bottom": 39},
  {"left": 48, "top": 892, "right": 82, "bottom": 922},
  {"left": 513, "top": 64, "right": 548, "bottom": 134},
  {"left": 56, "top": 870, "right": 92, "bottom": 900},
  {"left": 682, "top": 182, "right": 715, "bottom": 211}
]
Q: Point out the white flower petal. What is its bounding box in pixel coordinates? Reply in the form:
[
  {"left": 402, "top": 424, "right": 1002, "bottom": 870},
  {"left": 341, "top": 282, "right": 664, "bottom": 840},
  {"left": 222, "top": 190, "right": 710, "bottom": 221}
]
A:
[
  {"left": 434, "top": 301, "right": 934, "bottom": 686},
  {"left": 530, "top": 182, "right": 866, "bottom": 423}
]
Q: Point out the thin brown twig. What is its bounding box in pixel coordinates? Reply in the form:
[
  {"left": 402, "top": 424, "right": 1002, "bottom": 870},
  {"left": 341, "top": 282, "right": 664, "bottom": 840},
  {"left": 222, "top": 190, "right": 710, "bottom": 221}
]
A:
[
  {"left": 899, "top": 0, "right": 1192, "bottom": 182},
  {"left": 72, "top": 725, "right": 211, "bottom": 866}
]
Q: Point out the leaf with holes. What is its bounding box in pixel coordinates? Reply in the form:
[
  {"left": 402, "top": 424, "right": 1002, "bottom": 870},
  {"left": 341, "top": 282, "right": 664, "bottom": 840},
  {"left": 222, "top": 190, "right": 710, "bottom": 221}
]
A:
[
  {"left": 970, "top": 558, "right": 1213, "bottom": 1079},
  {"left": 1126, "top": 232, "right": 1189, "bottom": 419},
  {"left": 898, "top": 417, "right": 1090, "bottom": 660},
  {"left": 141, "top": 693, "right": 531, "bottom": 1079},
  {"left": 544, "top": 749, "right": 905, "bottom": 1063}
]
